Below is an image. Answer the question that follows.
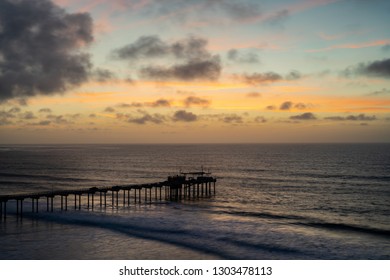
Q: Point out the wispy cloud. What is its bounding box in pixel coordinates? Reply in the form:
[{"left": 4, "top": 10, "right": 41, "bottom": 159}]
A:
[{"left": 307, "top": 39, "right": 390, "bottom": 52}]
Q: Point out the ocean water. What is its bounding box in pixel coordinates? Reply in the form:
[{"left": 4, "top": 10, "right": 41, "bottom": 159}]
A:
[{"left": 0, "top": 144, "right": 389, "bottom": 260}]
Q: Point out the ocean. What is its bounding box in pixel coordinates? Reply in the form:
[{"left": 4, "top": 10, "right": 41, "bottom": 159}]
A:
[{"left": 0, "top": 144, "right": 389, "bottom": 259}]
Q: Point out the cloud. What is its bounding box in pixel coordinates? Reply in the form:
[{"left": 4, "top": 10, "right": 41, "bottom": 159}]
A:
[
  {"left": 290, "top": 112, "right": 317, "bottom": 120},
  {"left": 21, "top": 111, "right": 36, "bottom": 120},
  {"left": 223, "top": 114, "right": 243, "bottom": 124},
  {"left": 280, "top": 101, "right": 293, "bottom": 110},
  {"left": 183, "top": 96, "right": 210, "bottom": 108},
  {"left": 294, "top": 103, "right": 308, "bottom": 110},
  {"left": 30, "top": 120, "right": 51, "bottom": 126},
  {"left": 39, "top": 108, "right": 52, "bottom": 113},
  {"left": 285, "top": 70, "right": 302, "bottom": 80},
  {"left": 46, "top": 114, "right": 72, "bottom": 124},
  {"left": 104, "top": 107, "right": 115, "bottom": 113},
  {"left": 111, "top": 36, "right": 168, "bottom": 60},
  {"left": 227, "top": 49, "right": 260, "bottom": 64},
  {"left": 140, "top": 57, "right": 221, "bottom": 81},
  {"left": 246, "top": 92, "right": 261, "bottom": 98},
  {"left": 0, "top": 0, "right": 93, "bottom": 102},
  {"left": 239, "top": 70, "right": 302, "bottom": 86},
  {"left": 254, "top": 116, "right": 267, "bottom": 123},
  {"left": 116, "top": 99, "right": 171, "bottom": 109},
  {"left": 266, "top": 105, "right": 276, "bottom": 110},
  {"left": 264, "top": 9, "right": 289, "bottom": 27},
  {"left": 117, "top": 102, "right": 143, "bottom": 108},
  {"left": 146, "top": 0, "right": 262, "bottom": 24},
  {"left": 208, "top": 0, "right": 262, "bottom": 20},
  {"left": 149, "top": 99, "right": 171, "bottom": 107},
  {"left": 113, "top": 35, "right": 221, "bottom": 81},
  {"left": 382, "top": 44, "right": 390, "bottom": 52},
  {"left": 127, "top": 112, "right": 166, "bottom": 125},
  {"left": 278, "top": 101, "right": 309, "bottom": 110},
  {"left": 325, "top": 114, "right": 377, "bottom": 121},
  {"left": 173, "top": 110, "right": 197, "bottom": 122},
  {"left": 0, "top": 108, "right": 18, "bottom": 125},
  {"left": 367, "top": 88, "right": 390, "bottom": 96},
  {"left": 344, "top": 58, "right": 390, "bottom": 79},
  {"left": 93, "top": 68, "right": 116, "bottom": 82},
  {"left": 241, "top": 72, "right": 283, "bottom": 85}
]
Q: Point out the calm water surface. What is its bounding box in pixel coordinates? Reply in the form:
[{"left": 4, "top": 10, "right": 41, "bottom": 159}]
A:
[{"left": 0, "top": 144, "right": 389, "bottom": 259}]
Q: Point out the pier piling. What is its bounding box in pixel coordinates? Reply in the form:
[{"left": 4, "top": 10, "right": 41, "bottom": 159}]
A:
[{"left": 0, "top": 171, "right": 216, "bottom": 220}]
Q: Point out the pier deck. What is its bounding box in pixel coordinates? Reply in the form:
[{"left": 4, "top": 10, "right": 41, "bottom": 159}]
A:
[{"left": 0, "top": 172, "right": 216, "bottom": 220}]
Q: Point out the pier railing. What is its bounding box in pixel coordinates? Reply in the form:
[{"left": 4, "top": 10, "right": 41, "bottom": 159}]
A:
[{"left": 0, "top": 174, "right": 217, "bottom": 221}]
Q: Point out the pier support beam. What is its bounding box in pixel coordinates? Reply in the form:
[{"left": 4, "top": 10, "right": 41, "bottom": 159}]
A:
[{"left": 3, "top": 201, "right": 6, "bottom": 220}]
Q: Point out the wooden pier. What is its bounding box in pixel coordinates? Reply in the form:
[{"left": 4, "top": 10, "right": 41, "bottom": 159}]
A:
[{"left": 0, "top": 172, "right": 216, "bottom": 221}]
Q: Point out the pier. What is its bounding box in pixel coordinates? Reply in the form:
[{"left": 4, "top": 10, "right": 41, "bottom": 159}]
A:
[{"left": 0, "top": 172, "right": 216, "bottom": 221}]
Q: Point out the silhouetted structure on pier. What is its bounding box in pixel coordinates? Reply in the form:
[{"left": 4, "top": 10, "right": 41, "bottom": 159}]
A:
[{"left": 0, "top": 172, "right": 216, "bottom": 221}]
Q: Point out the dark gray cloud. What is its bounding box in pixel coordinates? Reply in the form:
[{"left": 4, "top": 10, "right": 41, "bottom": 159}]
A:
[
  {"left": 286, "top": 70, "right": 302, "bottom": 80},
  {"left": 149, "top": 99, "right": 171, "bottom": 107},
  {"left": 325, "top": 114, "right": 377, "bottom": 121},
  {"left": 21, "top": 111, "right": 36, "bottom": 120},
  {"left": 173, "top": 110, "right": 197, "bottom": 122},
  {"left": 266, "top": 105, "right": 276, "bottom": 110},
  {"left": 39, "top": 108, "right": 52, "bottom": 113},
  {"left": 46, "top": 114, "right": 72, "bottom": 124},
  {"left": 264, "top": 9, "right": 289, "bottom": 26},
  {"left": 183, "top": 96, "right": 211, "bottom": 107},
  {"left": 254, "top": 116, "right": 267, "bottom": 123},
  {"left": 367, "top": 88, "right": 390, "bottom": 96},
  {"left": 140, "top": 58, "right": 221, "bottom": 81},
  {"left": 0, "top": 0, "right": 93, "bottom": 102},
  {"left": 280, "top": 101, "right": 293, "bottom": 110},
  {"left": 223, "top": 114, "right": 243, "bottom": 124},
  {"left": 239, "top": 70, "right": 301, "bottom": 85},
  {"left": 39, "top": 120, "right": 51, "bottom": 126},
  {"left": 113, "top": 35, "right": 221, "bottom": 81},
  {"left": 241, "top": 72, "right": 283, "bottom": 85},
  {"left": 117, "top": 102, "right": 143, "bottom": 108},
  {"left": 8, "top": 107, "right": 21, "bottom": 114},
  {"left": 127, "top": 112, "right": 166, "bottom": 125},
  {"left": 112, "top": 36, "right": 168, "bottom": 60},
  {"left": 271, "top": 101, "right": 310, "bottom": 110},
  {"left": 93, "top": 68, "right": 116, "bottom": 82},
  {"left": 0, "top": 108, "right": 17, "bottom": 125},
  {"left": 104, "top": 107, "right": 115, "bottom": 113},
  {"left": 344, "top": 58, "right": 390, "bottom": 79},
  {"left": 116, "top": 99, "right": 170, "bottom": 109},
  {"left": 113, "top": 36, "right": 210, "bottom": 61},
  {"left": 290, "top": 112, "right": 317, "bottom": 120},
  {"left": 294, "top": 103, "right": 308, "bottom": 110},
  {"left": 146, "top": 0, "right": 262, "bottom": 23},
  {"left": 207, "top": 0, "right": 262, "bottom": 20},
  {"left": 227, "top": 49, "right": 260, "bottom": 64}
]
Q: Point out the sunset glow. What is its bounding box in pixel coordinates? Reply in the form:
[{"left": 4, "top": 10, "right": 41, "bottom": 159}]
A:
[{"left": 0, "top": 0, "right": 389, "bottom": 143}]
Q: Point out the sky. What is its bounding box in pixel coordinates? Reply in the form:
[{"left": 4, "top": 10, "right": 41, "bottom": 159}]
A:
[{"left": 0, "top": 0, "right": 389, "bottom": 144}]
